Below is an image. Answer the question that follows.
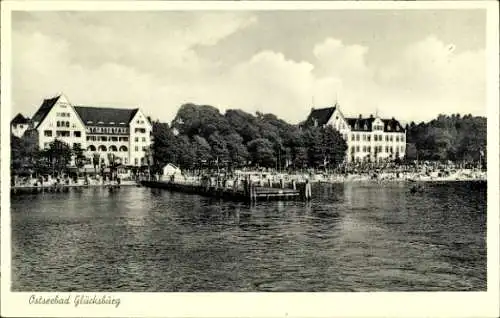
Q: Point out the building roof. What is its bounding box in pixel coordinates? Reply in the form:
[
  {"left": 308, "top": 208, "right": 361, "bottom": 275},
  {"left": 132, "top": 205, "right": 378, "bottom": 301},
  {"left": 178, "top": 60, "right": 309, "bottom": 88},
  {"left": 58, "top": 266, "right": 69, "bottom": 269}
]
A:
[
  {"left": 345, "top": 116, "right": 405, "bottom": 133},
  {"left": 74, "top": 106, "right": 139, "bottom": 127},
  {"left": 304, "top": 106, "right": 336, "bottom": 126},
  {"left": 345, "top": 117, "right": 375, "bottom": 132},
  {"left": 11, "top": 113, "right": 30, "bottom": 125},
  {"left": 381, "top": 118, "right": 405, "bottom": 133},
  {"left": 31, "top": 96, "right": 60, "bottom": 128}
]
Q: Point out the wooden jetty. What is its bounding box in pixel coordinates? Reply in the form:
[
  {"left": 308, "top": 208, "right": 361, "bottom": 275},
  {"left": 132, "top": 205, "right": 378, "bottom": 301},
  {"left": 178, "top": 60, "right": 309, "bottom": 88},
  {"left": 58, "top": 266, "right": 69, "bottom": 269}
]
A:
[{"left": 141, "top": 178, "right": 312, "bottom": 203}]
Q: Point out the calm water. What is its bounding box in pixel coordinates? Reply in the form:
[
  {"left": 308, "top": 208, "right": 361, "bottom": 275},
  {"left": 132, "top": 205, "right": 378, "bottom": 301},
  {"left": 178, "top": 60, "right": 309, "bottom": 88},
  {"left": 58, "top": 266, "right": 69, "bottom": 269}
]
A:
[{"left": 11, "top": 182, "right": 486, "bottom": 292}]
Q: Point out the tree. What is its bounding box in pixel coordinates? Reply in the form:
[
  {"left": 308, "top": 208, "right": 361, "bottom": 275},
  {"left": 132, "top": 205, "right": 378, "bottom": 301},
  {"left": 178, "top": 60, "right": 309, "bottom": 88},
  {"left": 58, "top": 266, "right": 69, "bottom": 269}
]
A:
[
  {"left": 225, "top": 133, "right": 249, "bottom": 168},
  {"left": 72, "top": 143, "right": 86, "bottom": 175},
  {"left": 247, "top": 138, "right": 276, "bottom": 168},
  {"left": 11, "top": 131, "right": 39, "bottom": 176},
  {"left": 151, "top": 121, "right": 176, "bottom": 173},
  {"left": 92, "top": 153, "right": 100, "bottom": 176},
  {"left": 208, "top": 132, "right": 230, "bottom": 164},
  {"left": 40, "top": 139, "right": 73, "bottom": 177},
  {"left": 321, "top": 126, "right": 347, "bottom": 169}
]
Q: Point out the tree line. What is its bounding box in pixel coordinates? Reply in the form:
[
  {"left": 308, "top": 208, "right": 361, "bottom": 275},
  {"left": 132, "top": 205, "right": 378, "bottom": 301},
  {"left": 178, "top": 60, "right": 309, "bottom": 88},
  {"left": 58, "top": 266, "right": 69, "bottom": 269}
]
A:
[
  {"left": 10, "top": 107, "right": 487, "bottom": 178},
  {"left": 151, "top": 103, "right": 348, "bottom": 173},
  {"left": 405, "top": 114, "right": 486, "bottom": 163}
]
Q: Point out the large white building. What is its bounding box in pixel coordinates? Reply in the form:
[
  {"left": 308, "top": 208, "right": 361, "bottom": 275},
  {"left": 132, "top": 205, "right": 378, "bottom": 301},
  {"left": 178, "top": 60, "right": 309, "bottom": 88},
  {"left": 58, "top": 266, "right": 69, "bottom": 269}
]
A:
[
  {"left": 304, "top": 104, "right": 406, "bottom": 163},
  {"left": 13, "top": 94, "right": 153, "bottom": 170}
]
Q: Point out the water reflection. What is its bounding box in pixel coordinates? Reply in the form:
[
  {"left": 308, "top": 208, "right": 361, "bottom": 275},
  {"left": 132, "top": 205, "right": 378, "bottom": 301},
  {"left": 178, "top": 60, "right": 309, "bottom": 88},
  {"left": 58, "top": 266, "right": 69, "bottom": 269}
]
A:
[{"left": 11, "top": 182, "right": 486, "bottom": 292}]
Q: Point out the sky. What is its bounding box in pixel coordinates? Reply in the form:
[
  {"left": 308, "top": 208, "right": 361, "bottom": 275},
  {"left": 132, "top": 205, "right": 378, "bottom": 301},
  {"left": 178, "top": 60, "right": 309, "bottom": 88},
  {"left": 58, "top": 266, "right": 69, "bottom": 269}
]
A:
[{"left": 11, "top": 9, "right": 486, "bottom": 125}]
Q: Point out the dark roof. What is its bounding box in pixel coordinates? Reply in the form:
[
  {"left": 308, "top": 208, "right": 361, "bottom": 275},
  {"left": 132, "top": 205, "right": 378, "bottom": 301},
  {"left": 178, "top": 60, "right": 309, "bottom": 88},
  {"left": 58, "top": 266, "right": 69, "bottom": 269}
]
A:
[
  {"left": 11, "top": 113, "right": 30, "bottom": 125},
  {"left": 382, "top": 118, "right": 405, "bottom": 133},
  {"left": 345, "top": 117, "right": 375, "bottom": 132},
  {"left": 304, "top": 106, "right": 336, "bottom": 126},
  {"left": 31, "top": 96, "right": 60, "bottom": 127},
  {"left": 74, "top": 106, "right": 139, "bottom": 126},
  {"left": 346, "top": 116, "right": 405, "bottom": 133}
]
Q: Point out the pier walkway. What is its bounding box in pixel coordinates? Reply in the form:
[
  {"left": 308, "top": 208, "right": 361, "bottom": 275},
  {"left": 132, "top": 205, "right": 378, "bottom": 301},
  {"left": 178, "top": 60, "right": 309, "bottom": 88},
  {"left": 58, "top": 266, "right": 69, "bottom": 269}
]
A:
[{"left": 141, "top": 179, "right": 312, "bottom": 203}]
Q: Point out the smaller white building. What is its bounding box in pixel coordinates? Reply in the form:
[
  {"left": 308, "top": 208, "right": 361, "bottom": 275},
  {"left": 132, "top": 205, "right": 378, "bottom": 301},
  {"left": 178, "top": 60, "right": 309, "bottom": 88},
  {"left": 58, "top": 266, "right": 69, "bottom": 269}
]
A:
[
  {"left": 163, "top": 163, "right": 182, "bottom": 176},
  {"left": 10, "top": 113, "right": 30, "bottom": 138},
  {"left": 304, "top": 104, "right": 406, "bottom": 163}
]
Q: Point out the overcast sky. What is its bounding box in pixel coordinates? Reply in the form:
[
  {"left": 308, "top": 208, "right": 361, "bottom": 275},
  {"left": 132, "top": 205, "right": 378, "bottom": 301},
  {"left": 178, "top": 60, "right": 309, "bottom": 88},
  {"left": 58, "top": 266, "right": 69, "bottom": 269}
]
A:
[{"left": 12, "top": 9, "right": 486, "bottom": 124}]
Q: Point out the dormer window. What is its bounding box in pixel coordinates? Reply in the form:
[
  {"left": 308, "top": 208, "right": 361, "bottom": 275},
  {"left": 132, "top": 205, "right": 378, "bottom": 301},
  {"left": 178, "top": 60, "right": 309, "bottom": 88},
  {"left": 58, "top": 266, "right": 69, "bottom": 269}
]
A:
[
  {"left": 87, "top": 121, "right": 93, "bottom": 124},
  {"left": 119, "top": 122, "right": 125, "bottom": 125},
  {"left": 98, "top": 121, "right": 104, "bottom": 124},
  {"left": 110, "top": 121, "right": 115, "bottom": 125},
  {"left": 364, "top": 124, "right": 368, "bottom": 130},
  {"left": 388, "top": 126, "right": 391, "bottom": 131}
]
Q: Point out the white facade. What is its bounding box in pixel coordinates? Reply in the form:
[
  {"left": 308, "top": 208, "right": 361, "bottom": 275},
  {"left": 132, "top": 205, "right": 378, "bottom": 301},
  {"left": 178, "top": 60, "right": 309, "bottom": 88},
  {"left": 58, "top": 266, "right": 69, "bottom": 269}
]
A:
[
  {"left": 36, "top": 95, "right": 86, "bottom": 152},
  {"left": 128, "top": 110, "right": 153, "bottom": 167},
  {"left": 30, "top": 94, "right": 153, "bottom": 169},
  {"left": 11, "top": 123, "right": 29, "bottom": 138},
  {"left": 307, "top": 106, "right": 406, "bottom": 163}
]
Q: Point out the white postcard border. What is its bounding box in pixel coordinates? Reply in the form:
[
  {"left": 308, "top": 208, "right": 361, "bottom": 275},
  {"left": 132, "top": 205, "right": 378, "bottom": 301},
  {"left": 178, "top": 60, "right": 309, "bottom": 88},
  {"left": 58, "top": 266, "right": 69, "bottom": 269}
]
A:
[{"left": 1, "top": 1, "right": 499, "bottom": 317}]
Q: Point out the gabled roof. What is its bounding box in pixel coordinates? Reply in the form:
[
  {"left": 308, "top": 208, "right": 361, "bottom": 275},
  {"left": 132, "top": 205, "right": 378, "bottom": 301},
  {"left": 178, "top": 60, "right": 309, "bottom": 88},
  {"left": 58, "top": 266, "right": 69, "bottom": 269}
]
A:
[
  {"left": 31, "top": 96, "right": 60, "bottom": 127},
  {"left": 74, "top": 106, "right": 139, "bottom": 127},
  {"left": 11, "top": 113, "right": 30, "bottom": 125},
  {"left": 304, "top": 106, "right": 336, "bottom": 126},
  {"left": 345, "top": 116, "right": 405, "bottom": 133},
  {"left": 345, "top": 117, "right": 375, "bottom": 132},
  {"left": 381, "top": 118, "right": 405, "bottom": 133}
]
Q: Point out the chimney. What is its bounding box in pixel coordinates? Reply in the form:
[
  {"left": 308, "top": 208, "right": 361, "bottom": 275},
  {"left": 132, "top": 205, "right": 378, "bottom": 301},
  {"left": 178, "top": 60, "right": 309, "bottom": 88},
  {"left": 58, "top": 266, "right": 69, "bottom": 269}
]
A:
[
  {"left": 358, "top": 114, "right": 362, "bottom": 119},
  {"left": 370, "top": 114, "right": 374, "bottom": 119}
]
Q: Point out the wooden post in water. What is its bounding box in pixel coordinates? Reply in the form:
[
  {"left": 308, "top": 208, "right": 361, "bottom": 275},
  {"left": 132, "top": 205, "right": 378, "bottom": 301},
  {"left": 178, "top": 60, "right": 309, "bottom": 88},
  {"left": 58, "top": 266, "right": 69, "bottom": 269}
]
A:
[
  {"left": 280, "top": 178, "right": 284, "bottom": 189},
  {"left": 268, "top": 178, "right": 272, "bottom": 188},
  {"left": 292, "top": 179, "right": 296, "bottom": 190},
  {"left": 304, "top": 180, "right": 312, "bottom": 201}
]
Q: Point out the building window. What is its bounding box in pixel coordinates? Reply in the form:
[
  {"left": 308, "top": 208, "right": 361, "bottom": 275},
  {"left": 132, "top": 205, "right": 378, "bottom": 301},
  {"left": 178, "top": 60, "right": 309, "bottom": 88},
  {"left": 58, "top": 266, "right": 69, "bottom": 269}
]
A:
[
  {"left": 135, "top": 146, "right": 139, "bottom": 151},
  {"left": 356, "top": 134, "right": 360, "bottom": 141},
  {"left": 135, "top": 137, "right": 139, "bottom": 142},
  {"left": 390, "top": 135, "right": 393, "bottom": 142},
  {"left": 362, "top": 146, "right": 366, "bottom": 152},
  {"left": 56, "top": 130, "right": 70, "bottom": 137},
  {"left": 44, "top": 130, "right": 52, "bottom": 137},
  {"left": 367, "top": 146, "right": 371, "bottom": 153},
  {"left": 88, "top": 145, "right": 96, "bottom": 151},
  {"left": 351, "top": 134, "right": 355, "bottom": 141},
  {"left": 401, "top": 135, "right": 405, "bottom": 142},
  {"left": 74, "top": 131, "right": 81, "bottom": 137},
  {"left": 111, "top": 137, "right": 118, "bottom": 142},
  {"left": 142, "top": 137, "right": 146, "bottom": 142},
  {"left": 135, "top": 128, "right": 146, "bottom": 133},
  {"left": 98, "top": 145, "right": 107, "bottom": 152},
  {"left": 396, "top": 136, "right": 399, "bottom": 142},
  {"left": 385, "top": 135, "right": 388, "bottom": 142},
  {"left": 73, "top": 143, "right": 81, "bottom": 149},
  {"left": 101, "top": 136, "right": 108, "bottom": 142},
  {"left": 356, "top": 146, "right": 360, "bottom": 152},
  {"left": 135, "top": 158, "right": 138, "bottom": 165},
  {"left": 374, "top": 135, "right": 378, "bottom": 142},
  {"left": 401, "top": 146, "right": 404, "bottom": 153},
  {"left": 109, "top": 145, "right": 118, "bottom": 152},
  {"left": 119, "top": 146, "right": 128, "bottom": 152},
  {"left": 367, "top": 135, "right": 371, "bottom": 142}
]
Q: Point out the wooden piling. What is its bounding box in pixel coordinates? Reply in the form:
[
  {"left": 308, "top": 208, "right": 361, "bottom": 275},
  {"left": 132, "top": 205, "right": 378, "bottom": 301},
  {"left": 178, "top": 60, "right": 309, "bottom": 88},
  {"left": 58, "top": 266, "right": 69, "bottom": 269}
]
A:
[{"left": 304, "top": 180, "right": 312, "bottom": 201}]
